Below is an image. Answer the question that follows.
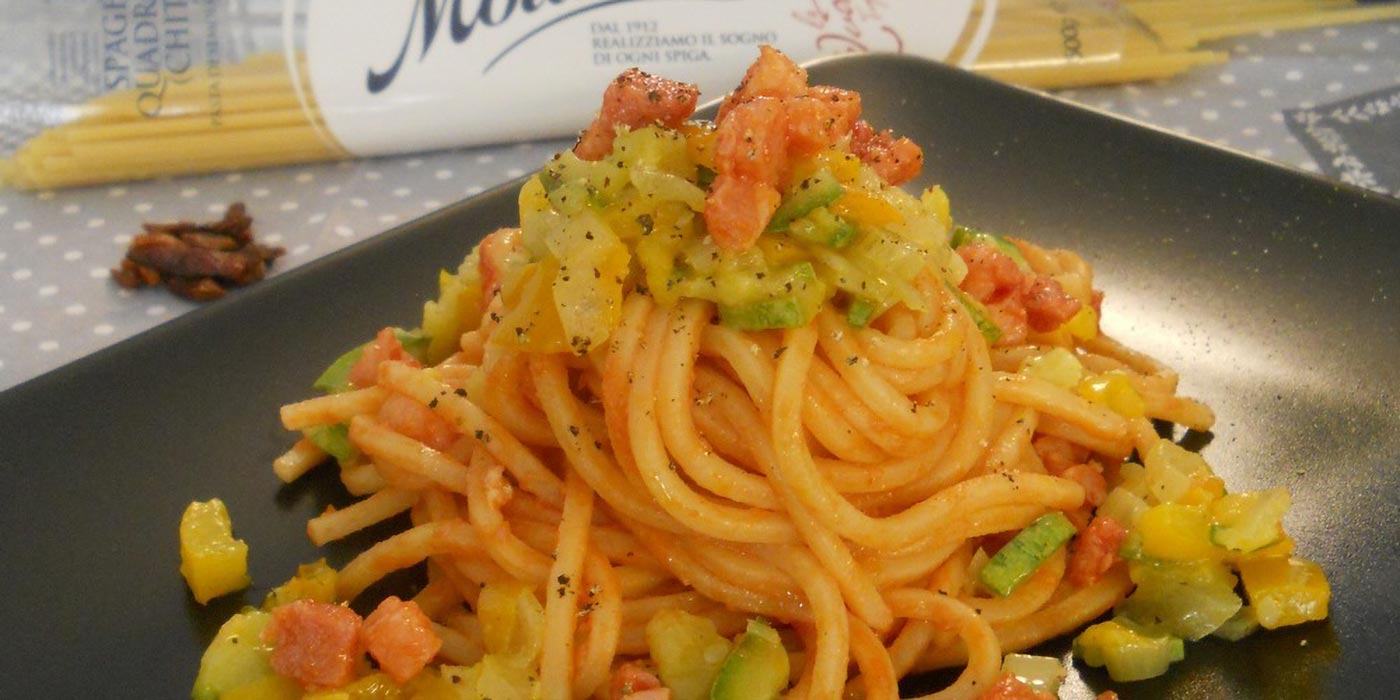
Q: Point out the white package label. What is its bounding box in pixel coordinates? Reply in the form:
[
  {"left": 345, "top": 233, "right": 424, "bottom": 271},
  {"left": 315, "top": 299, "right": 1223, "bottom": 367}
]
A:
[{"left": 305, "top": 0, "right": 979, "bottom": 156}]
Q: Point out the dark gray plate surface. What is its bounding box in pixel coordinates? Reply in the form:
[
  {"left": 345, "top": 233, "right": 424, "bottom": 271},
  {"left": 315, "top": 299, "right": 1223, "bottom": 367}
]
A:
[{"left": 0, "top": 54, "right": 1396, "bottom": 699}]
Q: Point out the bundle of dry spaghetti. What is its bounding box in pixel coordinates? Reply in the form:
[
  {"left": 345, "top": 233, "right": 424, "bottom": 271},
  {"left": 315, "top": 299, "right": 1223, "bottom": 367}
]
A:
[
  {"left": 5, "top": 0, "right": 1397, "bottom": 191},
  {"left": 271, "top": 237, "right": 1215, "bottom": 699},
  {"left": 0, "top": 53, "right": 346, "bottom": 191},
  {"left": 960, "top": 0, "right": 1400, "bottom": 88}
]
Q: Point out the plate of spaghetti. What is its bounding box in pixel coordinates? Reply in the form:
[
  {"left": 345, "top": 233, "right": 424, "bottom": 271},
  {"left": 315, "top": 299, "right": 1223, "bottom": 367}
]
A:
[{"left": 0, "top": 50, "right": 1397, "bottom": 700}]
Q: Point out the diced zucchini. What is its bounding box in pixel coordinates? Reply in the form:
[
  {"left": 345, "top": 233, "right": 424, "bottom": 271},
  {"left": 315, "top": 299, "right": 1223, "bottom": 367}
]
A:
[
  {"left": 646, "top": 609, "right": 732, "bottom": 700},
  {"left": 312, "top": 345, "right": 366, "bottom": 395},
  {"left": 1118, "top": 530, "right": 1148, "bottom": 562},
  {"left": 767, "top": 170, "right": 844, "bottom": 232},
  {"left": 1141, "top": 439, "right": 1213, "bottom": 504},
  {"left": 947, "top": 284, "right": 1002, "bottom": 345},
  {"left": 845, "top": 298, "right": 876, "bottom": 328},
  {"left": 179, "top": 499, "right": 251, "bottom": 605},
  {"left": 718, "top": 297, "right": 811, "bottom": 331},
  {"left": 303, "top": 423, "right": 357, "bottom": 464},
  {"left": 716, "top": 263, "right": 825, "bottom": 331},
  {"left": 312, "top": 329, "right": 431, "bottom": 394},
  {"left": 1098, "top": 487, "right": 1150, "bottom": 529},
  {"left": 191, "top": 610, "right": 279, "bottom": 700},
  {"left": 949, "top": 226, "right": 1031, "bottom": 272},
  {"left": 1073, "top": 618, "right": 1184, "bottom": 682},
  {"left": 1237, "top": 557, "right": 1330, "bottom": 629},
  {"left": 1116, "top": 559, "right": 1242, "bottom": 640},
  {"left": 1209, "top": 488, "right": 1290, "bottom": 553},
  {"left": 711, "top": 619, "right": 789, "bottom": 700},
  {"left": 1020, "top": 347, "right": 1085, "bottom": 389},
  {"left": 978, "top": 512, "right": 1077, "bottom": 597},
  {"left": 1001, "top": 654, "right": 1067, "bottom": 695},
  {"left": 440, "top": 655, "right": 536, "bottom": 700},
  {"left": 787, "top": 208, "right": 857, "bottom": 248},
  {"left": 1211, "top": 605, "right": 1261, "bottom": 642}
]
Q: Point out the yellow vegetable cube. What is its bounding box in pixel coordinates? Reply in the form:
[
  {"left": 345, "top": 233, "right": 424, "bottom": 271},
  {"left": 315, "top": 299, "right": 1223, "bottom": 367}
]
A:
[
  {"left": 680, "top": 123, "right": 717, "bottom": 170},
  {"left": 922, "top": 185, "right": 952, "bottom": 230},
  {"left": 1178, "top": 475, "right": 1227, "bottom": 507},
  {"left": 830, "top": 189, "right": 903, "bottom": 228},
  {"left": 263, "top": 558, "right": 339, "bottom": 610},
  {"left": 1136, "top": 504, "right": 1222, "bottom": 561},
  {"left": 1062, "top": 305, "right": 1099, "bottom": 341},
  {"left": 821, "top": 150, "right": 864, "bottom": 185},
  {"left": 1077, "top": 371, "right": 1146, "bottom": 419},
  {"left": 179, "top": 498, "right": 250, "bottom": 605},
  {"left": 476, "top": 582, "right": 546, "bottom": 662},
  {"left": 1021, "top": 347, "right": 1085, "bottom": 389},
  {"left": 1237, "top": 557, "right": 1331, "bottom": 629},
  {"left": 221, "top": 675, "right": 302, "bottom": 700}
]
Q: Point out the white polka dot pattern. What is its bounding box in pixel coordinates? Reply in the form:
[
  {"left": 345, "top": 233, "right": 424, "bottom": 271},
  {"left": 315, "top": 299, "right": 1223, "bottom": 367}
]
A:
[{"left": 1049, "top": 19, "right": 1400, "bottom": 192}]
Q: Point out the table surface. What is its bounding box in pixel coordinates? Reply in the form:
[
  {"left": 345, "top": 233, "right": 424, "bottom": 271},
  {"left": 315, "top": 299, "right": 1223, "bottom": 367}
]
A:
[{"left": 2, "top": 19, "right": 1398, "bottom": 392}]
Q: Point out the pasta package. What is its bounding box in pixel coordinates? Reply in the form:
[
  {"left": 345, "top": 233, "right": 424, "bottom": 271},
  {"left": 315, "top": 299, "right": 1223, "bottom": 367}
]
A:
[
  {"left": 4, "top": 0, "right": 1397, "bottom": 190},
  {"left": 190, "top": 46, "right": 1332, "bottom": 700}
]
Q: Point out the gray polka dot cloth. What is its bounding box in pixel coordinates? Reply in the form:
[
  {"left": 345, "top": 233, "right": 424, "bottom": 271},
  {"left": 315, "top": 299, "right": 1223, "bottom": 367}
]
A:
[{"left": 2, "top": 20, "right": 1397, "bottom": 391}]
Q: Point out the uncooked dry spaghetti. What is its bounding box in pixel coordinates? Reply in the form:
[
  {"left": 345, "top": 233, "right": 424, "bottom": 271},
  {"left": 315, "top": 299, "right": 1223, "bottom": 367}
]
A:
[{"left": 184, "top": 46, "right": 1330, "bottom": 700}]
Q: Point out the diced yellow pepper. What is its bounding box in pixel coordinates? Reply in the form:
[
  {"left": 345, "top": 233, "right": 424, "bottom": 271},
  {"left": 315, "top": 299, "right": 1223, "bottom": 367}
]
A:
[
  {"left": 1178, "top": 475, "right": 1227, "bottom": 506},
  {"left": 1062, "top": 305, "right": 1099, "bottom": 341},
  {"left": 1136, "top": 503, "right": 1223, "bottom": 561},
  {"left": 403, "top": 671, "right": 461, "bottom": 700},
  {"left": 1232, "top": 535, "right": 1296, "bottom": 562},
  {"left": 495, "top": 260, "right": 569, "bottom": 354},
  {"left": 221, "top": 675, "right": 302, "bottom": 700},
  {"left": 818, "top": 150, "right": 863, "bottom": 185},
  {"left": 1237, "top": 557, "right": 1330, "bottom": 629},
  {"left": 477, "top": 582, "right": 546, "bottom": 663},
  {"left": 679, "top": 122, "right": 717, "bottom": 171},
  {"left": 179, "top": 498, "right": 251, "bottom": 605},
  {"left": 263, "top": 558, "right": 339, "bottom": 610},
  {"left": 830, "top": 189, "right": 903, "bottom": 228},
  {"left": 1077, "top": 370, "right": 1146, "bottom": 419},
  {"left": 303, "top": 672, "right": 403, "bottom": 700}
]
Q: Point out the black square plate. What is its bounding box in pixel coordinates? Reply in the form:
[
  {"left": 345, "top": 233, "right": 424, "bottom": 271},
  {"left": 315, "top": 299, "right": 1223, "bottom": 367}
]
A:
[{"left": 1, "top": 54, "right": 1396, "bottom": 699}]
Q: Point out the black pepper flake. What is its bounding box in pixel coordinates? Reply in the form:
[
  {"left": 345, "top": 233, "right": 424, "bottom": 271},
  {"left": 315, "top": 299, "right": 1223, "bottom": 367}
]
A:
[
  {"left": 557, "top": 574, "right": 571, "bottom": 585},
  {"left": 428, "top": 397, "right": 439, "bottom": 408},
  {"left": 455, "top": 388, "right": 468, "bottom": 397},
  {"left": 846, "top": 355, "right": 858, "bottom": 365},
  {"left": 772, "top": 346, "right": 787, "bottom": 359},
  {"left": 568, "top": 425, "right": 580, "bottom": 437}
]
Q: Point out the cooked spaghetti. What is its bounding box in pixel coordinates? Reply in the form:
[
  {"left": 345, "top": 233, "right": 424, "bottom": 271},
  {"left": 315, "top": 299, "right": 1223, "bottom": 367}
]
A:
[{"left": 187, "top": 47, "right": 1330, "bottom": 700}]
